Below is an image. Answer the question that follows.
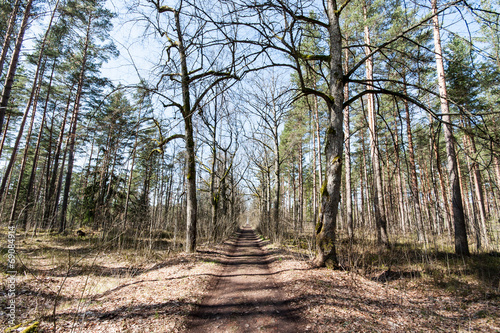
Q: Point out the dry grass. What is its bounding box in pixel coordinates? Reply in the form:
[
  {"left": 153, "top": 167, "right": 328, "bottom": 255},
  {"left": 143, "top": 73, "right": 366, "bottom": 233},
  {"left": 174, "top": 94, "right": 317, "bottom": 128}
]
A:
[
  {"left": 0, "top": 229, "right": 227, "bottom": 332},
  {"left": 1, "top": 227, "right": 499, "bottom": 332},
  {"left": 267, "top": 241, "right": 500, "bottom": 332}
]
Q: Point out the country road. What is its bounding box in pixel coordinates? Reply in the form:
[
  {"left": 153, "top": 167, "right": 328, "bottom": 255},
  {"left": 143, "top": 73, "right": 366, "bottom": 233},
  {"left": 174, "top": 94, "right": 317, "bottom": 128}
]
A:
[{"left": 186, "top": 227, "right": 304, "bottom": 332}]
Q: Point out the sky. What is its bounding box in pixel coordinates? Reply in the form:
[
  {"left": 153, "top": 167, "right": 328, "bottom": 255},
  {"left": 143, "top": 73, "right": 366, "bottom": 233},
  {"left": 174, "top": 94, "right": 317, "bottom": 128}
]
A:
[{"left": 101, "top": 0, "right": 162, "bottom": 87}]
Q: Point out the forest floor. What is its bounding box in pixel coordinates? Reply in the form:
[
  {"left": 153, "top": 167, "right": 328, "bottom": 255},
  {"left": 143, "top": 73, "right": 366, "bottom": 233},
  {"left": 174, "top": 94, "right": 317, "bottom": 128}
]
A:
[{"left": 1, "top": 227, "right": 500, "bottom": 332}]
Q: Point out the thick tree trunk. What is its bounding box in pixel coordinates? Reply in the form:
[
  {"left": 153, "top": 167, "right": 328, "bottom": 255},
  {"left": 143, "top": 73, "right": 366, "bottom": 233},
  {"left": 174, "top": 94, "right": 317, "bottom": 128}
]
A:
[
  {"left": 314, "top": 0, "right": 344, "bottom": 268},
  {"left": 175, "top": 7, "right": 198, "bottom": 253},
  {"left": 432, "top": 0, "right": 469, "bottom": 255},
  {"left": 185, "top": 149, "right": 198, "bottom": 244}
]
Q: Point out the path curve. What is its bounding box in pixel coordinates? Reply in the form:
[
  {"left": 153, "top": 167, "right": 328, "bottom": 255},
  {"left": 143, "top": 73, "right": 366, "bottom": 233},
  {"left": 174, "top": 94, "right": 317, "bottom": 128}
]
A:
[{"left": 186, "top": 227, "right": 303, "bottom": 332}]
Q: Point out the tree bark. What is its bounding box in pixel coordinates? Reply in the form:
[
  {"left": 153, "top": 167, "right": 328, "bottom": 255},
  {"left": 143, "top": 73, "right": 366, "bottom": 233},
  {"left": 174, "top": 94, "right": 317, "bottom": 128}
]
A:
[
  {"left": 314, "top": 0, "right": 344, "bottom": 268},
  {"left": 14, "top": 1, "right": 59, "bottom": 226},
  {"left": 23, "top": 58, "right": 57, "bottom": 229},
  {"left": 311, "top": 107, "right": 318, "bottom": 229},
  {"left": 364, "top": 3, "right": 389, "bottom": 246},
  {"left": 343, "top": 47, "right": 353, "bottom": 239},
  {"left": 432, "top": 0, "right": 469, "bottom": 255},
  {"left": 10, "top": 59, "right": 46, "bottom": 223},
  {"left": 59, "top": 16, "right": 92, "bottom": 233},
  {"left": 210, "top": 107, "right": 218, "bottom": 240},
  {"left": 173, "top": 7, "right": 198, "bottom": 253},
  {"left": 404, "top": 83, "right": 426, "bottom": 244},
  {"left": 393, "top": 104, "right": 407, "bottom": 234},
  {"left": 298, "top": 142, "right": 304, "bottom": 232},
  {"left": 0, "top": 0, "right": 21, "bottom": 77},
  {"left": 0, "top": 114, "right": 10, "bottom": 159},
  {"left": 44, "top": 85, "right": 73, "bottom": 227},
  {"left": 0, "top": 56, "right": 45, "bottom": 202},
  {"left": 273, "top": 134, "right": 280, "bottom": 239},
  {"left": 0, "top": 0, "right": 33, "bottom": 134}
]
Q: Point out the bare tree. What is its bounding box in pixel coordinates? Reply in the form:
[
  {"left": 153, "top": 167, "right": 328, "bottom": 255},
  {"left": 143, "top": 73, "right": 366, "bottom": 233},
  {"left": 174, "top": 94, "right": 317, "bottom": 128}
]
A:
[
  {"left": 243, "top": 70, "right": 290, "bottom": 240},
  {"left": 148, "top": 0, "right": 250, "bottom": 252}
]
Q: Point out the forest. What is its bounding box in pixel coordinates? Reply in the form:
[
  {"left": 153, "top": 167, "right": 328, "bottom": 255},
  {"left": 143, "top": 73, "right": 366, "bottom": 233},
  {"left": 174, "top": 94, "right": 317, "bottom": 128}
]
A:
[{"left": 1, "top": 0, "right": 500, "bottom": 331}]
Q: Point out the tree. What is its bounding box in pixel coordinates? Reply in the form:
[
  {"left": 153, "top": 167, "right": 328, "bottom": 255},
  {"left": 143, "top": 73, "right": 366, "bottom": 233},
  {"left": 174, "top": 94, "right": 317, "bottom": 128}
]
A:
[
  {"left": 445, "top": 35, "right": 489, "bottom": 250},
  {"left": 149, "top": 0, "right": 244, "bottom": 252},
  {"left": 0, "top": 0, "right": 33, "bottom": 134},
  {"left": 245, "top": 70, "right": 290, "bottom": 240},
  {"left": 231, "top": 0, "right": 481, "bottom": 265},
  {"left": 363, "top": 0, "right": 389, "bottom": 246},
  {"left": 59, "top": 0, "right": 118, "bottom": 232},
  {"left": 431, "top": 0, "right": 469, "bottom": 255},
  {"left": 0, "top": 0, "right": 21, "bottom": 78}
]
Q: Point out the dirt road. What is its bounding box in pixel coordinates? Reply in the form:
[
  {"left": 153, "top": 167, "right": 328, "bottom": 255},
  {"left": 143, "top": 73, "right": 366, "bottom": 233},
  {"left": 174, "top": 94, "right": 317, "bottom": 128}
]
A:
[{"left": 186, "top": 227, "right": 304, "bottom": 332}]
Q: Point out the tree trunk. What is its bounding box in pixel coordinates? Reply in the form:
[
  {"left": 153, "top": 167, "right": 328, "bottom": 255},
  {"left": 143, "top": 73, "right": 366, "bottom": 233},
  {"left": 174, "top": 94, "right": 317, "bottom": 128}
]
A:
[
  {"left": 0, "top": 114, "right": 11, "bottom": 158},
  {"left": 432, "top": 0, "right": 469, "bottom": 255},
  {"left": 23, "top": 58, "right": 57, "bottom": 229},
  {"left": 10, "top": 58, "right": 46, "bottom": 223},
  {"left": 360, "top": 127, "right": 370, "bottom": 229},
  {"left": 393, "top": 104, "right": 407, "bottom": 234},
  {"left": 59, "top": 16, "right": 92, "bottom": 233},
  {"left": 404, "top": 83, "right": 426, "bottom": 244},
  {"left": 343, "top": 47, "right": 353, "bottom": 239},
  {"left": 273, "top": 135, "right": 280, "bottom": 239},
  {"left": 311, "top": 105, "right": 318, "bottom": 229},
  {"left": 364, "top": 4, "right": 389, "bottom": 246},
  {"left": 0, "top": 0, "right": 21, "bottom": 77},
  {"left": 175, "top": 7, "right": 198, "bottom": 253},
  {"left": 466, "top": 125, "right": 488, "bottom": 249},
  {"left": 298, "top": 142, "right": 304, "bottom": 233},
  {"left": 0, "top": 0, "right": 33, "bottom": 134},
  {"left": 14, "top": 2, "right": 59, "bottom": 226},
  {"left": 44, "top": 86, "right": 73, "bottom": 227},
  {"left": 314, "top": 0, "right": 344, "bottom": 268},
  {"left": 124, "top": 111, "right": 141, "bottom": 227},
  {"left": 266, "top": 166, "right": 271, "bottom": 236},
  {"left": 210, "top": 110, "right": 218, "bottom": 240},
  {"left": 430, "top": 114, "right": 452, "bottom": 236},
  {"left": 0, "top": 56, "right": 45, "bottom": 202}
]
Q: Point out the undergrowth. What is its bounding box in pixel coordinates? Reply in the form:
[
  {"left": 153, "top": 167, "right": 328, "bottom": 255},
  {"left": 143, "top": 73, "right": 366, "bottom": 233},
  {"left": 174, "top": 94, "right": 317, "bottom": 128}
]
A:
[{"left": 277, "top": 227, "right": 500, "bottom": 298}]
